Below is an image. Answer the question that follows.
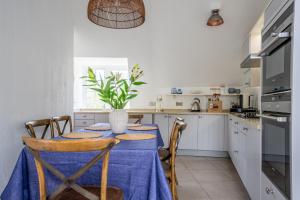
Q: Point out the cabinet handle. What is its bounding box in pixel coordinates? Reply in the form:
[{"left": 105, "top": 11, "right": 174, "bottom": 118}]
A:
[
  {"left": 234, "top": 131, "right": 239, "bottom": 134},
  {"left": 164, "top": 115, "right": 168, "bottom": 118},
  {"left": 243, "top": 127, "right": 248, "bottom": 131},
  {"left": 198, "top": 116, "right": 202, "bottom": 119},
  {"left": 234, "top": 150, "right": 239, "bottom": 153},
  {"left": 229, "top": 119, "right": 232, "bottom": 121},
  {"left": 234, "top": 122, "right": 238, "bottom": 125},
  {"left": 265, "top": 187, "right": 274, "bottom": 195}
]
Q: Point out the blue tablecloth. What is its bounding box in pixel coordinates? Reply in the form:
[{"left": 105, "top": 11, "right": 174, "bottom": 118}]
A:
[{"left": 1, "top": 124, "right": 171, "bottom": 200}]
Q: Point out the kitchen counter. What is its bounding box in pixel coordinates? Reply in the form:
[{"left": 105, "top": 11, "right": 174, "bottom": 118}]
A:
[
  {"left": 228, "top": 113, "right": 261, "bottom": 130},
  {"left": 74, "top": 109, "right": 229, "bottom": 115},
  {"left": 74, "top": 109, "right": 260, "bottom": 130}
]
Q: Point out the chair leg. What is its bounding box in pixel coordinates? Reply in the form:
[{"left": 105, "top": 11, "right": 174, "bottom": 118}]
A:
[
  {"left": 175, "top": 172, "right": 179, "bottom": 185},
  {"left": 171, "top": 170, "right": 178, "bottom": 200}
]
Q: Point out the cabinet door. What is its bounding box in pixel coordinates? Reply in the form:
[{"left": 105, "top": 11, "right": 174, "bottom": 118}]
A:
[
  {"left": 198, "top": 115, "right": 226, "bottom": 151},
  {"left": 231, "top": 120, "right": 240, "bottom": 169},
  {"left": 228, "top": 118, "right": 234, "bottom": 157},
  {"left": 169, "top": 115, "right": 198, "bottom": 150},
  {"left": 154, "top": 114, "right": 169, "bottom": 147},
  {"left": 239, "top": 129, "right": 247, "bottom": 185},
  {"left": 245, "top": 127, "right": 261, "bottom": 200}
]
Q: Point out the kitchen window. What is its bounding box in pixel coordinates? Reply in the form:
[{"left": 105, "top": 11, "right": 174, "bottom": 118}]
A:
[{"left": 74, "top": 57, "right": 129, "bottom": 110}]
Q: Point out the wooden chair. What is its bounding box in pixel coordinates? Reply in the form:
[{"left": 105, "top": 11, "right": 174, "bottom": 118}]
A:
[
  {"left": 25, "top": 119, "right": 54, "bottom": 139},
  {"left": 128, "top": 114, "right": 143, "bottom": 124},
  {"left": 161, "top": 120, "right": 187, "bottom": 200},
  {"left": 22, "top": 136, "right": 123, "bottom": 200},
  {"left": 52, "top": 115, "right": 73, "bottom": 136}
]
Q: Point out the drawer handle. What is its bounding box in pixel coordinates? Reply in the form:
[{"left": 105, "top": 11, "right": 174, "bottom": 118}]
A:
[
  {"left": 82, "top": 115, "right": 87, "bottom": 118},
  {"left": 243, "top": 127, "right": 248, "bottom": 131},
  {"left": 234, "top": 122, "right": 238, "bottom": 125},
  {"left": 83, "top": 122, "right": 87, "bottom": 124},
  {"left": 234, "top": 150, "right": 239, "bottom": 153},
  {"left": 234, "top": 131, "right": 239, "bottom": 134},
  {"left": 265, "top": 187, "right": 274, "bottom": 195}
]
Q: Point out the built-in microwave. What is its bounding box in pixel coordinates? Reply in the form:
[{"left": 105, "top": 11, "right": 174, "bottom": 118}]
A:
[{"left": 260, "top": 3, "right": 293, "bottom": 95}]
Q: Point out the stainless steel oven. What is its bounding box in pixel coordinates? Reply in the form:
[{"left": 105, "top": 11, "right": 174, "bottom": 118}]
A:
[
  {"left": 259, "top": 91, "right": 291, "bottom": 199},
  {"left": 260, "top": 3, "right": 294, "bottom": 95}
]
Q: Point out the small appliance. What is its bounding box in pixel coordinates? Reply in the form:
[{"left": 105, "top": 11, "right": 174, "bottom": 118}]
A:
[{"left": 190, "top": 98, "right": 201, "bottom": 112}]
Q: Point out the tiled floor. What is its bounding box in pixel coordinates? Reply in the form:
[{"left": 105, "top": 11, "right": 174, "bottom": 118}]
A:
[{"left": 176, "top": 156, "right": 250, "bottom": 200}]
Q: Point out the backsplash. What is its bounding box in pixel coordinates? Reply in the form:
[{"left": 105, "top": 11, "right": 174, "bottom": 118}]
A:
[{"left": 155, "top": 87, "right": 243, "bottom": 111}]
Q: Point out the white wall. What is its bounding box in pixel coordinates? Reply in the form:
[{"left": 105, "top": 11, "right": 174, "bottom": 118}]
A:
[
  {"left": 73, "top": 0, "right": 268, "bottom": 108},
  {"left": 0, "top": 0, "right": 74, "bottom": 193},
  {"left": 292, "top": 0, "right": 300, "bottom": 199}
]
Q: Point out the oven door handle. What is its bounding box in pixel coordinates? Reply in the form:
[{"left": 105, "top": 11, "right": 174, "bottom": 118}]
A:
[
  {"left": 258, "top": 32, "right": 291, "bottom": 57},
  {"left": 257, "top": 114, "right": 288, "bottom": 123}
]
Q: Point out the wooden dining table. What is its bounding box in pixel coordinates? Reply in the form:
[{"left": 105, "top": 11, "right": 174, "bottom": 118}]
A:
[{"left": 1, "top": 124, "right": 172, "bottom": 200}]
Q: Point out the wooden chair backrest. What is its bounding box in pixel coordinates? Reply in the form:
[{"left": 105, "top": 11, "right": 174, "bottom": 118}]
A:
[
  {"left": 168, "top": 120, "right": 187, "bottom": 166},
  {"left": 52, "top": 115, "right": 73, "bottom": 136},
  {"left": 25, "top": 119, "right": 54, "bottom": 139},
  {"left": 22, "top": 136, "right": 119, "bottom": 200},
  {"left": 167, "top": 117, "right": 184, "bottom": 148},
  {"left": 128, "top": 114, "right": 144, "bottom": 124}
]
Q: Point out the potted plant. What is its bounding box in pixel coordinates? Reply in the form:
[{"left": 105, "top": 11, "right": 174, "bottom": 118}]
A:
[{"left": 82, "top": 64, "right": 146, "bottom": 133}]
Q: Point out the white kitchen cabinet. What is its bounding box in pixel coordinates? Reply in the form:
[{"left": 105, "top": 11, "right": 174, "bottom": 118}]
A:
[
  {"left": 154, "top": 114, "right": 170, "bottom": 147},
  {"left": 168, "top": 115, "right": 198, "bottom": 150},
  {"left": 95, "top": 113, "right": 109, "bottom": 123},
  {"left": 228, "top": 116, "right": 262, "bottom": 200},
  {"left": 261, "top": 173, "right": 287, "bottom": 200},
  {"left": 198, "top": 115, "right": 226, "bottom": 151},
  {"left": 245, "top": 126, "right": 261, "bottom": 200}
]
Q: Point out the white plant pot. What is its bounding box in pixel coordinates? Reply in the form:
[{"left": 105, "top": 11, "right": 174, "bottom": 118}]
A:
[{"left": 109, "top": 109, "right": 128, "bottom": 134}]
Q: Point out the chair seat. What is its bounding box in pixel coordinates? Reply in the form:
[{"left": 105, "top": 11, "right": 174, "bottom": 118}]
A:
[
  {"left": 54, "top": 186, "right": 124, "bottom": 200},
  {"left": 158, "top": 148, "right": 170, "bottom": 161}
]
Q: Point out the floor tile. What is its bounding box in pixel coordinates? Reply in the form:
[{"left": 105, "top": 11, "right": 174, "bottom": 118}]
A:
[
  {"left": 177, "top": 180, "right": 210, "bottom": 200},
  {"left": 176, "top": 167, "right": 196, "bottom": 182},
  {"left": 190, "top": 169, "right": 239, "bottom": 183},
  {"left": 199, "top": 181, "right": 249, "bottom": 200},
  {"left": 175, "top": 156, "right": 249, "bottom": 200}
]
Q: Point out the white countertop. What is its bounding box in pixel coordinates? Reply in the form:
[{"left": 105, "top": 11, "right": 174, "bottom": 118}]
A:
[{"left": 74, "top": 109, "right": 261, "bottom": 130}]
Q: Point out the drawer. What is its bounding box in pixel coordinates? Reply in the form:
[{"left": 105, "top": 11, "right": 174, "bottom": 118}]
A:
[
  {"left": 95, "top": 114, "right": 109, "bottom": 123},
  {"left": 74, "top": 119, "right": 95, "bottom": 127},
  {"left": 74, "top": 113, "right": 95, "bottom": 120}
]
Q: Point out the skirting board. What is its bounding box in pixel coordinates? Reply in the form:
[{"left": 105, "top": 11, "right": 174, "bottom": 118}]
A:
[{"left": 177, "top": 150, "right": 229, "bottom": 158}]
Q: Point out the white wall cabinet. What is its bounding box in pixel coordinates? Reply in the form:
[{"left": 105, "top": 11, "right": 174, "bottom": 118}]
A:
[{"left": 228, "top": 116, "right": 261, "bottom": 200}]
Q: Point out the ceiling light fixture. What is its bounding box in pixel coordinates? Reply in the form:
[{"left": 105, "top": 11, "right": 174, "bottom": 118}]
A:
[
  {"left": 207, "top": 9, "right": 224, "bottom": 27},
  {"left": 87, "top": 0, "right": 145, "bottom": 29}
]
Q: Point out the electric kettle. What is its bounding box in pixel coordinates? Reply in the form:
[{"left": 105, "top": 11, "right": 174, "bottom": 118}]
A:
[{"left": 191, "top": 98, "right": 201, "bottom": 112}]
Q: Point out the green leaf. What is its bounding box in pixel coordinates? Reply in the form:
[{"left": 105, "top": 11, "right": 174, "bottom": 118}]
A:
[
  {"left": 126, "top": 94, "right": 138, "bottom": 100},
  {"left": 132, "top": 81, "right": 146, "bottom": 86}
]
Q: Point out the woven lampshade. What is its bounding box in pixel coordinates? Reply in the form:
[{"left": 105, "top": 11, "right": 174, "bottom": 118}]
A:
[{"left": 87, "top": 0, "right": 145, "bottom": 29}]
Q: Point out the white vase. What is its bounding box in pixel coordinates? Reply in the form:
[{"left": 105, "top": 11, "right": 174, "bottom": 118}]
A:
[{"left": 109, "top": 109, "right": 128, "bottom": 134}]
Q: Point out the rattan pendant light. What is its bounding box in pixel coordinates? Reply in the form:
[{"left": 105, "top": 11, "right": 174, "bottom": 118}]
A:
[{"left": 87, "top": 0, "right": 145, "bottom": 29}]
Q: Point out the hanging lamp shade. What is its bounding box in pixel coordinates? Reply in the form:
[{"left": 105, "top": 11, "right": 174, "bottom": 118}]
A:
[
  {"left": 207, "top": 9, "right": 224, "bottom": 26},
  {"left": 87, "top": 0, "right": 145, "bottom": 29}
]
